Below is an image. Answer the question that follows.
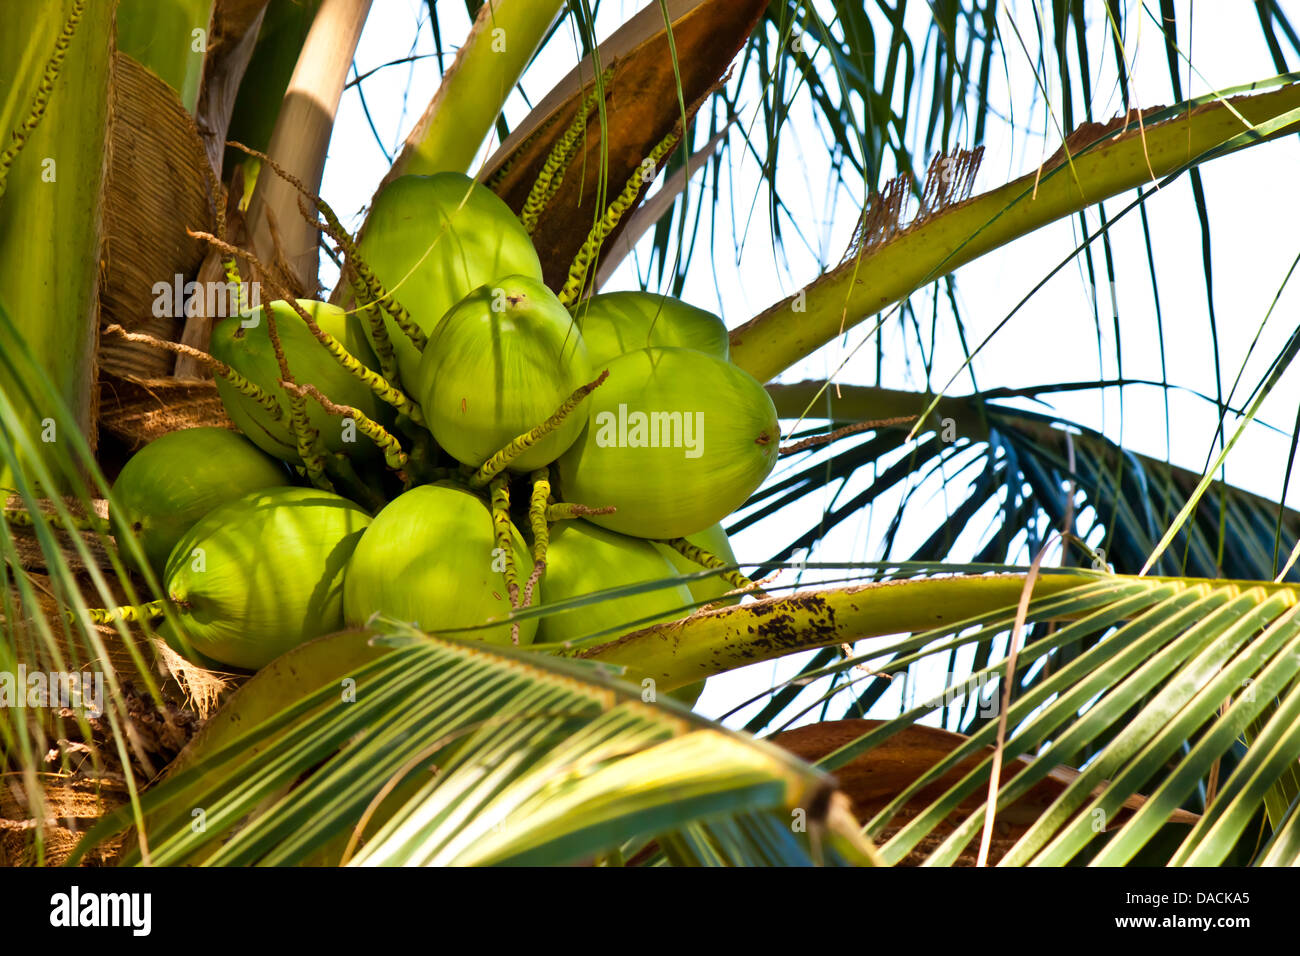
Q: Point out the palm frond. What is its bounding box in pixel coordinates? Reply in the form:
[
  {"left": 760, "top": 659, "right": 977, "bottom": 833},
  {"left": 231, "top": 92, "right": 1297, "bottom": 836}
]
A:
[
  {"left": 80, "top": 620, "right": 874, "bottom": 866},
  {"left": 0, "top": 301, "right": 168, "bottom": 866},
  {"left": 729, "top": 75, "right": 1300, "bottom": 383},
  {"left": 762, "top": 383, "right": 1300, "bottom": 583},
  {"left": 666, "top": 571, "right": 1300, "bottom": 866},
  {"left": 480, "top": 0, "right": 768, "bottom": 290}
]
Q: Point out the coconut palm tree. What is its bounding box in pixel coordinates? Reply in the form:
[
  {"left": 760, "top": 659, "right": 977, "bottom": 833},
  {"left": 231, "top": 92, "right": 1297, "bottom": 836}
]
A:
[{"left": 3, "top": 0, "right": 1300, "bottom": 866}]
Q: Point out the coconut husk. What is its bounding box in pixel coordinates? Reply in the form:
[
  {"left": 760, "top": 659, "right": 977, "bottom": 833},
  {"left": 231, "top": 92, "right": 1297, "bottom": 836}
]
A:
[
  {"left": 0, "top": 621, "right": 221, "bottom": 866},
  {"left": 0, "top": 670, "right": 218, "bottom": 865},
  {"left": 0, "top": 774, "right": 126, "bottom": 866},
  {"left": 97, "top": 375, "right": 236, "bottom": 452},
  {"left": 98, "top": 53, "right": 216, "bottom": 381},
  {"left": 5, "top": 568, "right": 145, "bottom": 681}
]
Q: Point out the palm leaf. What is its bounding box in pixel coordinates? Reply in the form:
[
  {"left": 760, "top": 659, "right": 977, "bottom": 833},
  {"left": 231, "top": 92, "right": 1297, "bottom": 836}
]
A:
[
  {"left": 80, "top": 620, "right": 875, "bottom": 866},
  {"left": 481, "top": 0, "right": 769, "bottom": 288},
  {"left": 763, "top": 382, "right": 1300, "bottom": 581},
  {"left": 610, "top": 570, "right": 1300, "bottom": 866},
  {"left": 0, "top": 300, "right": 167, "bottom": 866}
]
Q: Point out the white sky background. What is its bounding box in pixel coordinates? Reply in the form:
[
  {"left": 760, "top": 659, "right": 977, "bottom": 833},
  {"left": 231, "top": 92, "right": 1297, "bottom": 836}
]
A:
[{"left": 319, "top": 1, "right": 1300, "bottom": 729}]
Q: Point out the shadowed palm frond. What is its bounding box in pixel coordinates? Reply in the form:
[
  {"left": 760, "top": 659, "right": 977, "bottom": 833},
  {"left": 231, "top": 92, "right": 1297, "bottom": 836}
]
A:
[{"left": 77, "top": 621, "right": 875, "bottom": 867}]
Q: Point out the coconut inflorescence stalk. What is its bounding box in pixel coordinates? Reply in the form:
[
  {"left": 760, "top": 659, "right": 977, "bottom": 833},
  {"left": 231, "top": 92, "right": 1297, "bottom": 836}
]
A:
[
  {"left": 209, "top": 298, "right": 392, "bottom": 463},
  {"left": 655, "top": 522, "right": 742, "bottom": 607}
]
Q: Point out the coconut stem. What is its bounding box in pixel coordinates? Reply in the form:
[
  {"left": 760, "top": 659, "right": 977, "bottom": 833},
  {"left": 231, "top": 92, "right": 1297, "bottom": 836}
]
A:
[
  {"left": 325, "top": 452, "right": 387, "bottom": 514},
  {"left": 545, "top": 502, "right": 615, "bottom": 521},
  {"left": 287, "top": 392, "right": 333, "bottom": 490},
  {"left": 557, "top": 126, "right": 682, "bottom": 308},
  {"left": 656, "top": 537, "right": 766, "bottom": 598},
  {"left": 0, "top": 0, "right": 86, "bottom": 200},
  {"left": 295, "top": 189, "right": 426, "bottom": 365},
  {"left": 102, "top": 325, "right": 286, "bottom": 422},
  {"left": 522, "top": 468, "right": 551, "bottom": 608},
  {"left": 186, "top": 230, "right": 425, "bottom": 426},
  {"left": 4, "top": 507, "right": 107, "bottom": 533},
  {"left": 79, "top": 599, "right": 167, "bottom": 626},
  {"left": 779, "top": 416, "right": 919, "bottom": 456},
  {"left": 520, "top": 67, "right": 615, "bottom": 236},
  {"left": 229, "top": 139, "right": 427, "bottom": 356},
  {"left": 486, "top": 110, "right": 566, "bottom": 191},
  {"left": 395, "top": 418, "right": 442, "bottom": 488},
  {"left": 284, "top": 381, "right": 409, "bottom": 471},
  {"left": 468, "top": 370, "right": 609, "bottom": 488},
  {"left": 489, "top": 474, "right": 521, "bottom": 645}
]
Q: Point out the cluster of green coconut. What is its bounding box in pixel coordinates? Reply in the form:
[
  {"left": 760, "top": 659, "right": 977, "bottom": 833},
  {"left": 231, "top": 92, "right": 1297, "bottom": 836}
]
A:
[{"left": 109, "top": 172, "right": 779, "bottom": 699}]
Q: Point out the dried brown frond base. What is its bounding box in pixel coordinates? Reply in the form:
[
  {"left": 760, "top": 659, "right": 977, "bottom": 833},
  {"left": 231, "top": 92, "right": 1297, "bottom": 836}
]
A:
[{"left": 0, "top": 774, "right": 126, "bottom": 866}]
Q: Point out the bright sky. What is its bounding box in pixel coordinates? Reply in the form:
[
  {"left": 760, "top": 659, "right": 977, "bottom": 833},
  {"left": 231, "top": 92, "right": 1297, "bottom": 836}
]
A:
[{"left": 319, "top": 1, "right": 1300, "bottom": 729}]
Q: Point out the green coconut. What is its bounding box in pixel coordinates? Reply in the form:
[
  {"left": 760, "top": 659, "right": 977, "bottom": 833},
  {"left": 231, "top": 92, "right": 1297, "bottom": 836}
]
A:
[
  {"left": 164, "top": 486, "right": 372, "bottom": 670},
  {"left": 654, "top": 522, "right": 742, "bottom": 607},
  {"left": 556, "top": 347, "right": 780, "bottom": 538},
  {"left": 537, "top": 520, "right": 692, "bottom": 644},
  {"left": 356, "top": 173, "right": 544, "bottom": 388},
  {"left": 573, "top": 291, "right": 729, "bottom": 369},
  {"left": 111, "top": 427, "right": 287, "bottom": 576},
  {"left": 418, "top": 275, "right": 592, "bottom": 471},
  {"left": 343, "top": 483, "right": 535, "bottom": 645},
  {"left": 209, "top": 299, "right": 389, "bottom": 464}
]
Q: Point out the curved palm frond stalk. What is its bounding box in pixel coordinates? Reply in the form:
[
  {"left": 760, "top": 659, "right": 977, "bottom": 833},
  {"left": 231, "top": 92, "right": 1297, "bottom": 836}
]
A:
[
  {"left": 583, "top": 570, "right": 1300, "bottom": 864},
  {"left": 379, "top": 0, "right": 568, "bottom": 185},
  {"left": 242, "top": 0, "right": 371, "bottom": 295},
  {"left": 729, "top": 76, "right": 1300, "bottom": 384}
]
